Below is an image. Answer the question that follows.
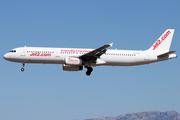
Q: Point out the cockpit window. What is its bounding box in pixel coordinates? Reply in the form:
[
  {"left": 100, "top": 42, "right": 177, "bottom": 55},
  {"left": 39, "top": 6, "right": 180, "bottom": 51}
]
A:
[{"left": 9, "top": 50, "right": 16, "bottom": 53}]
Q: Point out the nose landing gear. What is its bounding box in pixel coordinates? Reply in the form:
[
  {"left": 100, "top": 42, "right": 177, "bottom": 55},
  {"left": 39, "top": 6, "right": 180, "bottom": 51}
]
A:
[
  {"left": 21, "top": 63, "right": 25, "bottom": 72},
  {"left": 85, "top": 66, "right": 93, "bottom": 76},
  {"left": 21, "top": 68, "right": 24, "bottom": 72}
]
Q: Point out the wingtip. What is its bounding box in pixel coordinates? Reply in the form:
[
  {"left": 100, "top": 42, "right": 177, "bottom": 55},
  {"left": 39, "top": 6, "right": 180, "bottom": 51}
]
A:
[{"left": 110, "top": 42, "right": 114, "bottom": 47}]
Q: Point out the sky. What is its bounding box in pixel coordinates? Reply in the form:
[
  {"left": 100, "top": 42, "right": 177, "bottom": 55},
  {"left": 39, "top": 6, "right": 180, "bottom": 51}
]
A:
[{"left": 0, "top": 0, "right": 180, "bottom": 120}]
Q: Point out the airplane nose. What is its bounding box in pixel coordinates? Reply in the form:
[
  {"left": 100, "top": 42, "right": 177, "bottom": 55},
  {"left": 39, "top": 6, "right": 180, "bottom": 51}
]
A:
[{"left": 3, "top": 53, "right": 9, "bottom": 60}]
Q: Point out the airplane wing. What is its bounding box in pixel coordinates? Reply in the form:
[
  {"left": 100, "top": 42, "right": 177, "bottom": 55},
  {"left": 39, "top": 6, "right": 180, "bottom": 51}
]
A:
[{"left": 79, "top": 43, "right": 113, "bottom": 61}]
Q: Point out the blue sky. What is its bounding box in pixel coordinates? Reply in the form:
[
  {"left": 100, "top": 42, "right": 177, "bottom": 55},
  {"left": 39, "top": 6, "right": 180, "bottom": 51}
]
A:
[{"left": 0, "top": 0, "right": 180, "bottom": 120}]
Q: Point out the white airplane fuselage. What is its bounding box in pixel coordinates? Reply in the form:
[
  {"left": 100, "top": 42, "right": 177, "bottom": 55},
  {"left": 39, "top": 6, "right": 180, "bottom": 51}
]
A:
[
  {"left": 3, "top": 29, "right": 177, "bottom": 76},
  {"left": 3, "top": 47, "right": 176, "bottom": 66}
]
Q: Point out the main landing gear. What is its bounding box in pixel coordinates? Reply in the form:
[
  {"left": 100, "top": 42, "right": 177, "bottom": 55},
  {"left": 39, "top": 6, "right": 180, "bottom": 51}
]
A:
[
  {"left": 85, "top": 66, "right": 93, "bottom": 76},
  {"left": 21, "top": 63, "right": 25, "bottom": 72}
]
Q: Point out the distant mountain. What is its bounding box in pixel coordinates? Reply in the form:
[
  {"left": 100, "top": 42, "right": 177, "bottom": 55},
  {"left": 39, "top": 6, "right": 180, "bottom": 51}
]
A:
[{"left": 85, "top": 110, "right": 180, "bottom": 120}]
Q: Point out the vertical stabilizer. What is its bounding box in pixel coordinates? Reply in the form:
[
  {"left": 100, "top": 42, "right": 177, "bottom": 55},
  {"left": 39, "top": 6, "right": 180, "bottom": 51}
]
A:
[{"left": 147, "top": 29, "right": 175, "bottom": 53}]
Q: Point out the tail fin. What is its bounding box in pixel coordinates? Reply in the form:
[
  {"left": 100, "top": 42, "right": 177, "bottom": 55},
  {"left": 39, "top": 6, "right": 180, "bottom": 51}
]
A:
[{"left": 147, "top": 29, "right": 175, "bottom": 52}]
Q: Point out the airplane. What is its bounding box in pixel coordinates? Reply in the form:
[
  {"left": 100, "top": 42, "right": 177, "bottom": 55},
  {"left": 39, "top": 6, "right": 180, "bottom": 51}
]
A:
[{"left": 3, "top": 29, "right": 177, "bottom": 76}]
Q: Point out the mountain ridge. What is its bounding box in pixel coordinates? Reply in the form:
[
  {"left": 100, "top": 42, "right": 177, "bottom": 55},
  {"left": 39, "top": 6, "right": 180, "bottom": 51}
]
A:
[{"left": 85, "top": 110, "right": 180, "bottom": 120}]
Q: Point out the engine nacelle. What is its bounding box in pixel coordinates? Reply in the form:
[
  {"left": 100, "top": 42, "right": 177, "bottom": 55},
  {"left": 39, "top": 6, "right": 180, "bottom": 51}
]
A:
[
  {"left": 63, "top": 64, "right": 83, "bottom": 71},
  {"left": 64, "top": 57, "right": 82, "bottom": 65}
]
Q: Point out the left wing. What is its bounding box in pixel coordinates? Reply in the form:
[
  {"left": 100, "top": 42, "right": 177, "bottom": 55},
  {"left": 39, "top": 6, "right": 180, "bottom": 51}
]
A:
[{"left": 79, "top": 43, "right": 113, "bottom": 61}]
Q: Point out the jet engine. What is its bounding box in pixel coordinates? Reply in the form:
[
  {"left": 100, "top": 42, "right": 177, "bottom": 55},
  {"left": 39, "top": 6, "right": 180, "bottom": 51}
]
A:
[
  {"left": 63, "top": 64, "right": 83, "bottom": 71},
  {"left": 64, "top": 57, "right": 82, "bottom": 65}
]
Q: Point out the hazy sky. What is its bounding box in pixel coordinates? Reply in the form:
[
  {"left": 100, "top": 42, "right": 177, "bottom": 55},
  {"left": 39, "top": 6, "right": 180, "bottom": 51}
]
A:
[{"left": 1, "top": 0, "right": 180, "bottom": 120}]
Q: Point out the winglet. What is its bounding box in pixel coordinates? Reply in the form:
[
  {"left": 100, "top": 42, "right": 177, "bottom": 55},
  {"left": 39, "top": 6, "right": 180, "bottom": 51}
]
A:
[{"left": 109, "top": 42, "right": 114, "bottom": 47}]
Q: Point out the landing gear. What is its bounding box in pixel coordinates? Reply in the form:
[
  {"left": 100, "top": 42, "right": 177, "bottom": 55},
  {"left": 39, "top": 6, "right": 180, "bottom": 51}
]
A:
[
  {"left": 85, "top": 66, "right": 93, "bottom": 76},
  {"left": 21, "top": 63, "right": 25, "bottom": 72},
  {"left": 21, "top": 68, "right": 24, "bottom": 72}
]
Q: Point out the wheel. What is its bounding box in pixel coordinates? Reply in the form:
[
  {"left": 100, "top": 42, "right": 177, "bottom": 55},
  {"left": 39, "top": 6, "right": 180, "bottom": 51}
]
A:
[
  {"left": 86, "top": 71, "right": 91, "bottom": 76},
  {"left": 86, "top": 67, "right": 93, "bottom": 76},
  {"left": 21, "top": 68, "right": 24, "bottom": 72},
  {"left": 88, "top": 67, "right": 93, "bottom": 72}
]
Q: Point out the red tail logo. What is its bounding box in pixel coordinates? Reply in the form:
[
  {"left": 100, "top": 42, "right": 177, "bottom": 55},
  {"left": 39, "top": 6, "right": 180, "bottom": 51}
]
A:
[{"left": 153, "top": 30, "right": 171, "bottom": 50}]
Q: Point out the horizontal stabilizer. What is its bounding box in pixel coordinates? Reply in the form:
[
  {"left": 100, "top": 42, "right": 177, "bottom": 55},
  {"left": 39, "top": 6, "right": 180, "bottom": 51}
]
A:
[{"left": 158, "top": 51, "right": 176, "bottom": 57}]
